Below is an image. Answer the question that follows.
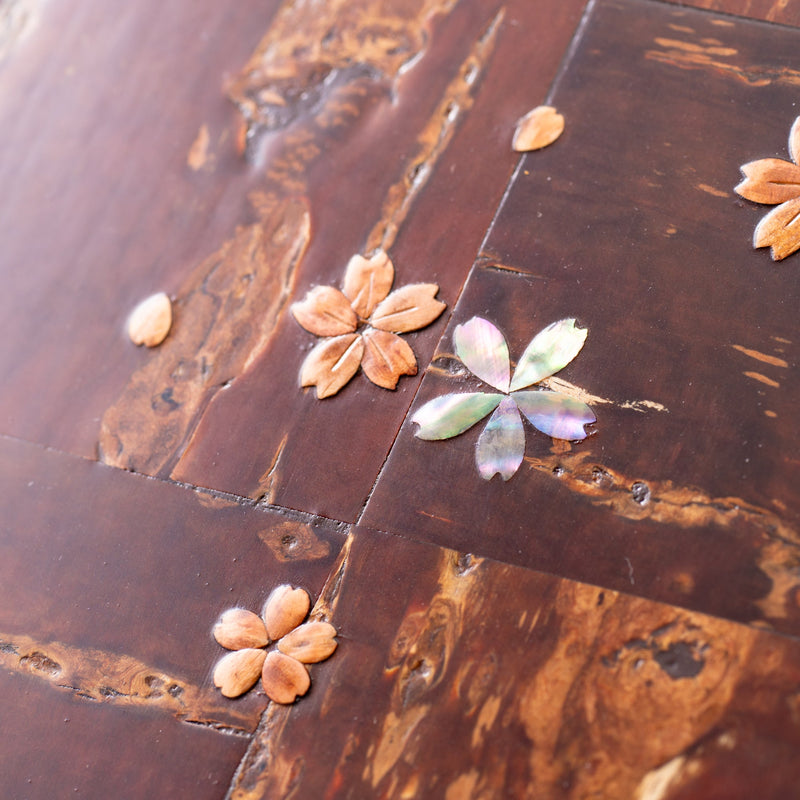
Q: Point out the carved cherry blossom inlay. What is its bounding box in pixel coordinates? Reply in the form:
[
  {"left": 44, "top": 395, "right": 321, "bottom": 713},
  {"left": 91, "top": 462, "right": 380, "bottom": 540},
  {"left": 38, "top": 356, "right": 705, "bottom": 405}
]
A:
[
  {"left": 735, "top": 115, "right": 800, "bottom": 261},
  {"left": 291, "top": 251, "right": 446, "bottom": 398}
]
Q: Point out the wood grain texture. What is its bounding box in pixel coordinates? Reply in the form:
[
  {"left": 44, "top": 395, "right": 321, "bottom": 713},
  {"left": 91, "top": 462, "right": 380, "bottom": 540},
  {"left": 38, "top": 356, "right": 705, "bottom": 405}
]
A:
[
  {"left": 93, "top": 0, "right": 587, "bottom": 522},
  {"left": 0, "top": 0, "right": 283, "bottom": 457},
  {"left": 0, "top": 439, "right": 343, "bottom": 740},
  {"left": 0, "top": 669, "right": 248, "bottom": 800},
  {"left": 665, "top": 0, "right": 800, "bottom": 26},
  {"left": 363, "top": 0, "right": 800, "bottom": 635},
  {"left": 229, "top": 528, "right": 800, "bottom": 799}
]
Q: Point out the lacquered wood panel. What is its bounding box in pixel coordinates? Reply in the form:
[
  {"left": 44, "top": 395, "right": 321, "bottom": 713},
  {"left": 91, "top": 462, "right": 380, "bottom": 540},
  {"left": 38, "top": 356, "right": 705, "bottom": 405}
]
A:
[
  {"left": 363, "top": 0, "right": 800, "bottom": 634},
  {"left": 229, "top": 527, "right": 800, "bottom": 799}
]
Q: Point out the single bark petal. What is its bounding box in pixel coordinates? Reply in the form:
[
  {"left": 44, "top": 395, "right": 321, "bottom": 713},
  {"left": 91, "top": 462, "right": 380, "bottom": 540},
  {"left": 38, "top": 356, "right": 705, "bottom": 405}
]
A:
[
  {"left": 213, "top": 648, "right": 266, "bottom": 698},
  {"left": 300, "top": 334, "right": 364, "bottom": 399},
  {"left": 735, "top": 159, "right": 800, "bottom": 205},
  {"left": 361, "top": 329, "right": 417, "bottom": 390},
  {"left": 510, "top": 318, "right": 588, "bottom": 391},
  {"left": 277, "top": 621, "right": 338, "bottom": 664},
  {"left": 261, "top": 651, "right": 310, "bottom": 704},
  {"left": 262, "top": 585, "right": 311, "bottom": 641},
  {"left": 475, "top": 397, "right": 525, "bottom": 481},
  {"left": 369, "top": 284, "right": 446, "bottom": 333},
  {"left": 512, "top": 105, "right": 565, "bottom": 152},
  {"left": 213, "top": 608, "right": 269, "bottom": 650},
  {"left": 454, "top": 317, "right": 510, "bottom": 392},
  {"left": 412, "top": 392, "right": 503, "bottom": 440},
  {"left": 343, "top": 251, "right": 394, "bottom": 319},
  {"left": 291, "top": 286, "right": 358, "bottom": 336},
  {"left": 754, "top": 196, "right": 800, "bottom": 261},
  {"left": 514, "top": 390, "right": 595, "bottom": 441},
  {"left": 790, "top": 115, "right": 800, "bottom": 165},
  {"left": 127, "top": 292, "right": 172, "bottom": 347}
]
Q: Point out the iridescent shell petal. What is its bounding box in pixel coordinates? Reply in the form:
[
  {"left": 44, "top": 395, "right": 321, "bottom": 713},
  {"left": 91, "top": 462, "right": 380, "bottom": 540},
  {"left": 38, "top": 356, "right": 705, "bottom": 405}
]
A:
[
  {"left": 454, "top": 317, "right": 510, "bottom": 391},
  {"left": 475, "top": 396, "right": 525, "bottom": 481},
  {"left": 509, "top": 319, "right": 588, "bottom": 391},
  {"left": 412, "top": 392, "right": 503, "bottom": 440},
  {"left": 513, "top": 390, "right": 595, "bottom": 440}
]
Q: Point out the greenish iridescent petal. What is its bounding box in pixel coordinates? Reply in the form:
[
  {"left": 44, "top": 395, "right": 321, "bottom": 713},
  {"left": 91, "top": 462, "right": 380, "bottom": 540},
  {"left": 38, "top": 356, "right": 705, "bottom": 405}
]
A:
[
  {"left": 475, "top": 397, "right": 525, "bottom": 481},
  {"left": 411, "top": 392, "right": 503, "bottom": 440},
  {"left": 454, "top": 317, "right": 510, "bottom": 392},
  {"left": 509, "top": 318, "right": 588, "bottom": 391},
  {"left": 513, "top": 390, "right": 595, "bottom": 440}
]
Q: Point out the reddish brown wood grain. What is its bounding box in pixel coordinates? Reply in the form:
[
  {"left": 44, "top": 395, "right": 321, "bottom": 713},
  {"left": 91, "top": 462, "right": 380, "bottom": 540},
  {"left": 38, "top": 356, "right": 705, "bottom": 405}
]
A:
[
  {"left": 229, "top": 528, "right": 800, "bottom": 799},
  {"left": 0, "top": 439, "right": 343, "bottom": 736},
  {"left": 0, "top": 669, "right": 247, "bottom": 800},
  {"left": 363, "top": 0, "right": 800, "bottom": 634}
]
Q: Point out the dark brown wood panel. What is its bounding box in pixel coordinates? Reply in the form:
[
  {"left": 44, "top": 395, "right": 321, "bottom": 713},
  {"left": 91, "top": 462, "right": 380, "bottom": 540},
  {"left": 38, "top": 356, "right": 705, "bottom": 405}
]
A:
[
  {"left": 229, "top": 527, "right": 800, "bottom": 800},
  {"left": 667, "top": 0, "right": 800, "bottom": 26},
  {"left": 0, "top": 0, "right": 281, "bottom": 456},
  {"left": 363, "top": 0, "right": 800, "bottom": 634},
  {"left": 93, "top": 0, "right": 588, "bottom": 522},
  {"left": 0, "top": 438, "right": 344, "bottom": 744},
  {"left": 0, "top": 669, "right": 246, "bottom": 800}
]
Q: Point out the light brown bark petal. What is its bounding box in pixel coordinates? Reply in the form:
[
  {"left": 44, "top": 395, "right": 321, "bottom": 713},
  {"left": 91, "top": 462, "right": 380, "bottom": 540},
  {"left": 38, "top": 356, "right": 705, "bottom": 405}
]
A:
[
  {"left": 213, "top": 648, "right": 267, "bottom": 698},
  {"left": 262, "top": 585, "right": 311, "bottom": 641},
  {"left": 261, "top": 651, "right": 310, "bottom": 704},
  {"left": 213, "top": 608, "right": 269, "bottom": 650},
  {"left": 277, "top": 621, "right": 338, "bottom": 664},
  {"left": 735, "top": 159, "right": 800, "bottom": 205},
  {"left": 369, "top": 284, "right": 446, "bottom": 333},
  {"left": 512, "top": 106, "right": 565, "bottom": 152},
  {"left": 127, "top": 292, "right": 172, "bottom": 347},
  {"left": 361, "top": 329, "right": 417, "bottom": 390},
  {"left": 753, "top": 196, "right": 800, "bottom": 261},
  {"left": 299, "top": 334, "right": 365, "bottom": 399},
  {"left": 343, "top": 251, "right": 394, "bottom": 318},
  {"left": 790, "top": 115, "right": 800, "bottom": 165},
  {"left": 291, "top": 286, "right": 358, "bottom": 336}
]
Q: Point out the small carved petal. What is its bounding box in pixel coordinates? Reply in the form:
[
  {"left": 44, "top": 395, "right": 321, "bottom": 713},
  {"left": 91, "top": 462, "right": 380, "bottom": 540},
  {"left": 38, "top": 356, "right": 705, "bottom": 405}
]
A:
[
  {"left": 735, "top": 159, "right": 800, "bottom": 205},
  {"left": 510, "top": 318, "right": 588, "bottom": 391},
  {"left": 512, "top": 106, "right": 564, "bottom": 152},
  {"left": 343, "top": 251, "right": 394, "bottom": 319},
  {"left": 213, "top": 648, "right": 266, "bottom": 698},
  {"left": 790, "top": 115, "right": 800, "bottom": 165},
  {"left": 213, "top": 608, "right": 269, "bottom": 650},
  {"left": 361, "top": 329, "right": 417, "bottom": 389},
  {"left": 514, "top": 390, "right": 595, "bottom": 441},
  {"left": 370, "top": 284, "right": 446, "bottom": 333},
  {"left": 262, "top": 585, "right": 311, "bottom": 641},
  {"left": 454, "top": 317, "right": 510, "bottom": 391},
  {"left": 127, "top": 292, "right": 172, "bottom": 347},
  {"left": 261, "top": 651, "right": 311, "bottom": 704},
  {"left": 291, "top": 286, "right": 358, "bottom": 336},
  {"left": 300, "top": 334, "right": 364, "bottom": 399},
  {"left": 412, "top": 392, "right": 503, "bottom": 440},
  {"left": 277, "top": 621, "right": 338, "bottom": 664},
  {"left": 475, "top": 397, "right": 525, "bottom": 481},
  {"left": 753, "top": 196, "right": 800, "bottom": 261}
]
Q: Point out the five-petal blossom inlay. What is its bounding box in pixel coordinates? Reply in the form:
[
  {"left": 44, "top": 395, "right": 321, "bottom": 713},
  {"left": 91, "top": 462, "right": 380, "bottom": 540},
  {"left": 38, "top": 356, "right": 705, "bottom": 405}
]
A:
[
  {"left": 212, "top": 585, "right": 337, "bottom": 704},
  {"left": 412, "top": 317, "right": 596, "bottom": 481},
  {"left": 735, "top": 115, "right": 800, "bottom": 261},
  {"left": 291, "top": 251, "right": 446, "bottom": 398}
]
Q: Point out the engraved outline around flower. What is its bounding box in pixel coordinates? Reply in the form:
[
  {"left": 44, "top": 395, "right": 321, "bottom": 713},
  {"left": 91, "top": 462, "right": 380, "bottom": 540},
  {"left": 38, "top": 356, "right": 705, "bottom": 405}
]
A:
[
  {"left": 291, "top": 251, "right": 446, "bottom": 398},
  {"left": 735, "top": 115, "right": 800, "bottom": 261},
  {"left": 212, "top": 585, "right": 337, "bottom": 704},
  {"left": 411, "top": 316, "right": 596, "bottom": 480}
]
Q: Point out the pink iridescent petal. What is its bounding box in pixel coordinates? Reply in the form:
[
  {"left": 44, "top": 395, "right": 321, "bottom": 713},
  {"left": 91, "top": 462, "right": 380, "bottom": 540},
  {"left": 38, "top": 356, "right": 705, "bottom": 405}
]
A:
[
  {"left": 475, "top": 397, "right": 525, "bottom": 481},
  {"left": 412, "top": 392, "right": 503, "bottom": 440},
  {"left": 513, "top": 390, "right": 595, "bottom": 441},
  {"left": 509, "top": 319, "right": 588, "bottom": 391},
  {"left": 454, "top": 317, "right": 510, "bottom": 392}
]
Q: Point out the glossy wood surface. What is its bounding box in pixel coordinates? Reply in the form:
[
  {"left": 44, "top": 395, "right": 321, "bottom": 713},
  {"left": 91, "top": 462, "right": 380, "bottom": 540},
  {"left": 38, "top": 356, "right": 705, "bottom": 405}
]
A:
[{"left": 1, "top": 0, "right": 799, "bottom": 796}]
